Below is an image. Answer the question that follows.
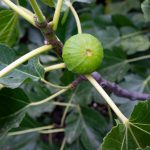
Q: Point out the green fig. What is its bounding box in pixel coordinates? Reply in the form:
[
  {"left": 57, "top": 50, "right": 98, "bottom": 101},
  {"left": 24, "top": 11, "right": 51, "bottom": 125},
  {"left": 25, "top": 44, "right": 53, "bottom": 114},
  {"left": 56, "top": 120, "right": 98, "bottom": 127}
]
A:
[{"left": 62, "top": 34, "right": 103, "bottom": 74}]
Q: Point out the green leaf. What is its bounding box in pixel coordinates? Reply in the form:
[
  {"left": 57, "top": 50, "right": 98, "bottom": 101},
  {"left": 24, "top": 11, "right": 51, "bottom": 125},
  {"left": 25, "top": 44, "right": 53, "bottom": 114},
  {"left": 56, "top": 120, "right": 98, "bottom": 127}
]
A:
[
  {"left": 121, "top": 35, "right": 150, "bottom": 55},
  {"left": 65, "top": 107, "right": 108, "bottom": 149},
  {"left": 41, "top": 0, "right": 95, "bottom": 12},
  {"left": 65, "top": 82, "right": 93, "bottom": 106},
  {"left": 99, "top": 48, "right": 130, "bottom": 82},
  {"left": 105, "top": 0, "right": 140, "bottom": 14},
  {"left": 102, "top": 100, "right": 150, "bottom": 150},
  {"left": 0, "top": 10, "right": 19, "bottom": 47},
  {"left": 97, "top": 26, "right": 120, "bottom": 49},
  {"left": 66, "top": 140, "right": 85, "bottom": 150},
  {"left": 0, "top": 133, "right": 49, "bottom": 150},
  {"left": 0, "top": 88, "right": 30, "bottom": 139},
  {"left": 141, "top": 0, "right": 150, "bottom": 22},
  {"left": 40, "top": 0, "right": 54, "bottom": 7},
  {"left": 0, "top": 44, "right": 45, "bottom": 88},
  {"left": 111, "top": 74, "right": 150, "bottom": 117},
  {"left": 112, "top": 14, "right": 134, "bottom": 27}
]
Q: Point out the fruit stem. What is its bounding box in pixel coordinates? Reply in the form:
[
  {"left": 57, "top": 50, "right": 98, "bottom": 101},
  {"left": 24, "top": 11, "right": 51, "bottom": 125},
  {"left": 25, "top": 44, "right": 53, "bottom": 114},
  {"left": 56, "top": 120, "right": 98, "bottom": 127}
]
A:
[
  {"left": 85, "top": 74, "right": 129, "bottom": 125},
  {"left": 2, "top": 0, "right": 35, "bottom": 26},
  {"left": 44, "top": 63, "right": 66, "bottom": 72},
  {"left": 29, "top": 0, "right": 46, "bottom": 23},
  {"left": 65, "top": 0, "right": 82, "bottom": 34},
  {"left": 41, "top": 78, "right": 70, "bottom": 89},
  {"left": 0, "top": 45, "right": 52, "bottom": 78},
  {"left": 52, "top": 0, "right": 64, "bottom": 30}
]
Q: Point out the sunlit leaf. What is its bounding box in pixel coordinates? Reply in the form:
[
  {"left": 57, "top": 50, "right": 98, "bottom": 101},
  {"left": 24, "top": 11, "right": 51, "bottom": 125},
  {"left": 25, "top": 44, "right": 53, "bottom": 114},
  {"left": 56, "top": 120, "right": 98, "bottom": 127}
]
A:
[{"left": 99, "top": 48, "right": 130, "bottom": 82}]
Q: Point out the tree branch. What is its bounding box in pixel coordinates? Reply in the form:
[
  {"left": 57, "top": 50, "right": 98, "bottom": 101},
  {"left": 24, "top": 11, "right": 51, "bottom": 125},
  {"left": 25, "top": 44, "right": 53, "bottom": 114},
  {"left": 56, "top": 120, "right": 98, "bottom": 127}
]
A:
[
  {"left": 92, "top": 72, "right": 150, "bottom": 101},
  {"left": 34, "top": 17, "right": 63, "bottom": 56},
  {"left": 69, "top": 72, "right": 150, "bottom": 101}
]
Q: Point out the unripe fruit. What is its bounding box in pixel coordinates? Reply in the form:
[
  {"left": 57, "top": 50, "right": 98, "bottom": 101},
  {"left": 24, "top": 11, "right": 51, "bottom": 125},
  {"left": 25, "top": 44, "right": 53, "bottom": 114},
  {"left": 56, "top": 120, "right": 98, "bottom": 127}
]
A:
[{"left": 62, "top": 34, "right": 103, "bottom": 74}]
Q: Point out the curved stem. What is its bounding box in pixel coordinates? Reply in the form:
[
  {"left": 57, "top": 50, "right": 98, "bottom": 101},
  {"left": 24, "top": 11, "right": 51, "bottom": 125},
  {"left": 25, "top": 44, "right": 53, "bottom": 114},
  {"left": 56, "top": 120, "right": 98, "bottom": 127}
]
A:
[
  {"left": 2, "top": 0, "right": 35, "bottom": 26},
  {"left": 66, "top": 1, "right": 82, "bottom": 34},
  {"left": 29, "top": 88, "right": 69, "bottom": 106},
  {"left": 44, "top": 63, "right": 66, "bottom": 72},
  {"left": 41, "top": 78, "right": 69, "bottom": 89},
  {"left": 52, "top": 0, "right": 64, "bottom": 30},
  {"left": 29, "top": 0, "right": 46, "bottom": 23},
  {"left": 8, "top": 125, "right": 54, "bottom": 136},
  {"left": 85, "top": 74, "right": 129, "bottom": 125},
  {"left": 0, "top": 45, "right": 52, "bottom": 78},
  {"left": 125, "top": 54, "right": 150, "bottom": 63}
]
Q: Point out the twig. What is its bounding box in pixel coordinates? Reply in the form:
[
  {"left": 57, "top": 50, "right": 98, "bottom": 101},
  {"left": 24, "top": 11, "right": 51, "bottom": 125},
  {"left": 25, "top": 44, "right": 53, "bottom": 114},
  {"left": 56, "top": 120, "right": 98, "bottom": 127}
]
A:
[{"left": 34, "top": 17, "right": 63, "bottom": 56}]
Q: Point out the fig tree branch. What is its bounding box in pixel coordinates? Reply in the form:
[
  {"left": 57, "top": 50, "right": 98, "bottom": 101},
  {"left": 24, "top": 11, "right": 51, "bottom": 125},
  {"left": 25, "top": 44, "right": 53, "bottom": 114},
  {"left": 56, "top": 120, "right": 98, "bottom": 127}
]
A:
[
  {"left": 92, "top": 72, "right": 150, "bottom": 101},
  {"left": 71, "top": 73, "right": 150, "bottom": 101}
]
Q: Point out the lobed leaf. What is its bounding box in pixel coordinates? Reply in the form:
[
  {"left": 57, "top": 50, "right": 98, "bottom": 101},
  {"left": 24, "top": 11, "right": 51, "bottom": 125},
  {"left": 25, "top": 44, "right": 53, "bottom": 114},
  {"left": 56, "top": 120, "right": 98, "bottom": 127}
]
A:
[
  {"left": 65, "top": 107, "right": 108, "bottom": 149},
  {"left": 102, "top": 100, "right": 150, "bottom": 150}
]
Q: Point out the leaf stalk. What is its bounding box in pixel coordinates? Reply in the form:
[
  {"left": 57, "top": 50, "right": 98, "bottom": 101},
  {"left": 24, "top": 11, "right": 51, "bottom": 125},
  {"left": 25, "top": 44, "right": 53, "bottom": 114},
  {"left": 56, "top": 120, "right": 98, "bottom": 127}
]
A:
[
  {"left": 86, "top": 74, "right": 129, "bottom": 125},
  {"left": 52, "top": 0, "right": 64, "bottom": 30},
  {"left": 29, "top": 0, "right": 46, "bottom": 23},
  {"left": 65, "top": 0, "right": 82, "bottom": 34},
  {"left": 0, "top": 45, "right": 52, "bottom": 78}
]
